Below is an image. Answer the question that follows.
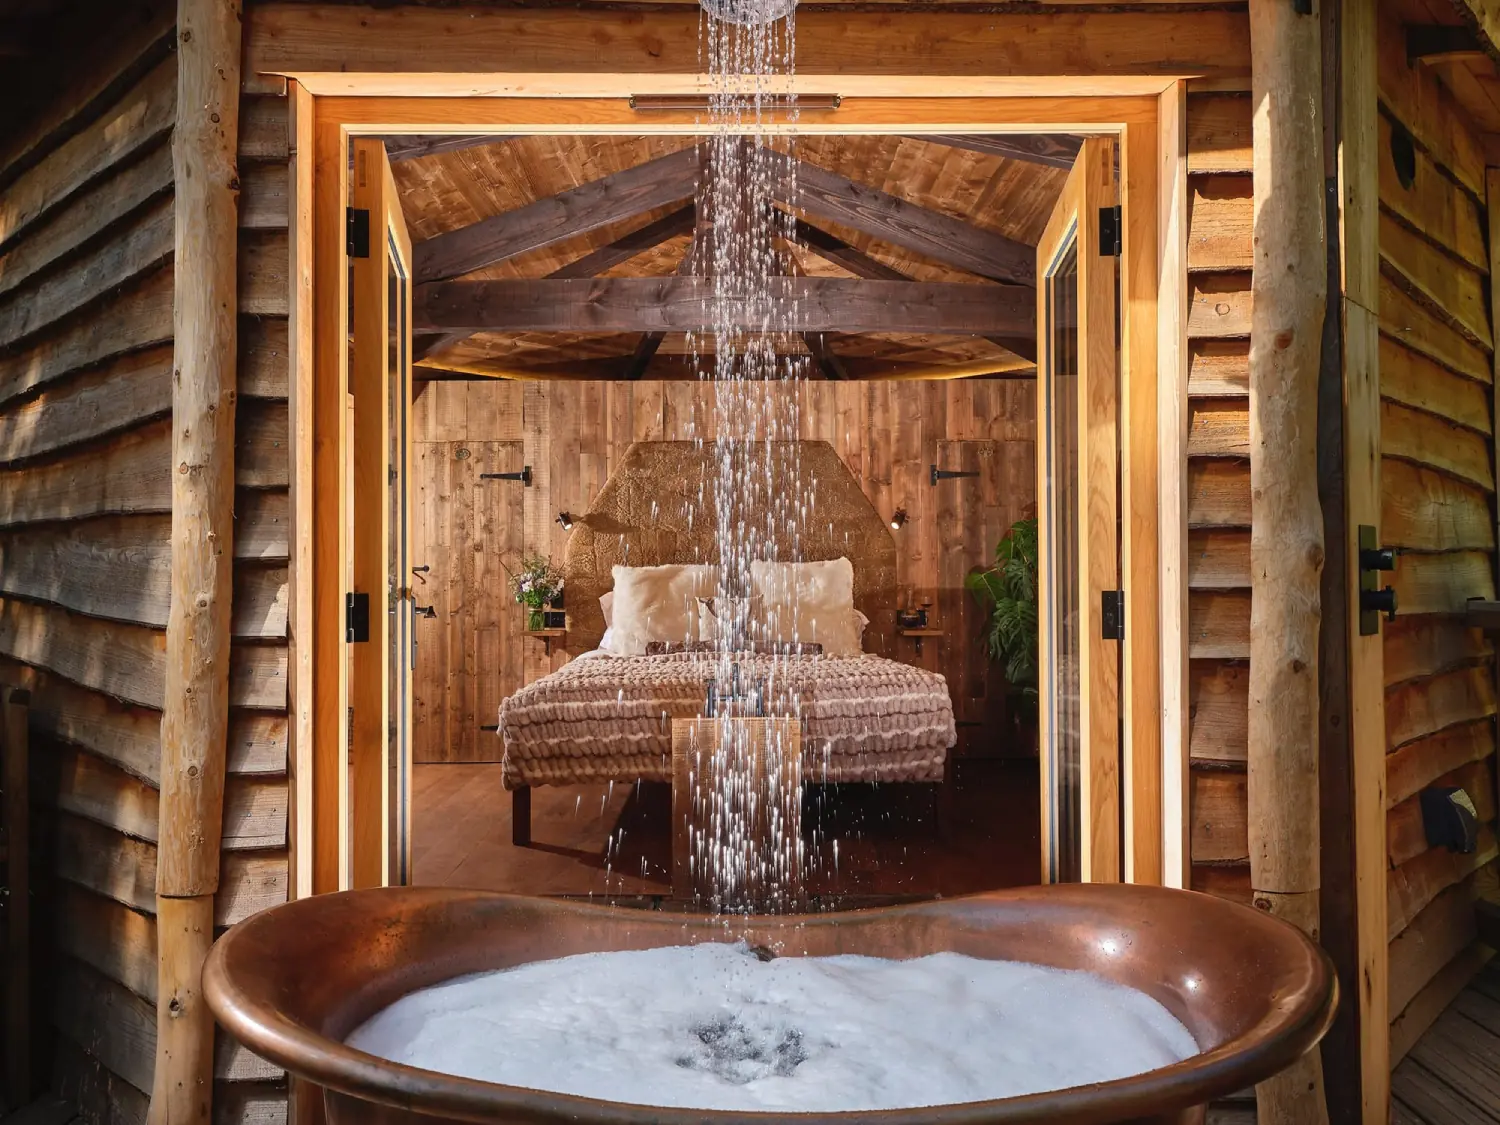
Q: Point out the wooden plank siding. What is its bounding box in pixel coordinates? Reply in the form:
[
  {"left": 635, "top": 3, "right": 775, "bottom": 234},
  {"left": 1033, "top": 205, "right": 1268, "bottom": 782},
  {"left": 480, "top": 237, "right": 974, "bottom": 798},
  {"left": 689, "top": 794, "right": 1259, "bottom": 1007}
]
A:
[
  {"left": 0, "top": 24, "right": 290, "bottom": 1123},
  {"left": 1377, "top": 4, "right": 1500, "bottom": 1064},
  {"left": 1182, "top": 92, "right": 1254, "bottom": 902},
  {"left": 410, "top": 379, "right": 1037, "bottom": 764}
]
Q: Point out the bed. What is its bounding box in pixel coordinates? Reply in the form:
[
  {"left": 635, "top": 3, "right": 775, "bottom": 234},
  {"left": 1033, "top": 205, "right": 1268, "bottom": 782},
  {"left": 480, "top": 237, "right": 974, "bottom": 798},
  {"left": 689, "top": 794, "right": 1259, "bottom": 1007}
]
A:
[{"left": 497, "top": 440, "right": 958, "bottom": 844}]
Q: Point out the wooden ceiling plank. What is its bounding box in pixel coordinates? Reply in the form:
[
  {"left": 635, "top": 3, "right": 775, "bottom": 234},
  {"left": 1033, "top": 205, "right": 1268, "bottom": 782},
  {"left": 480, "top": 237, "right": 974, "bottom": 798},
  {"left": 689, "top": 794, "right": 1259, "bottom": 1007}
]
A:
[
  {"left": 413, "top": 145, "right": 700, "bottom": 283},
  {"left": 783, "top": 156, "right": 1037, "bottom": 286},
  {"left": 383, "top": 134, "right": 513, "bottom": 163},
  {"left": 905, "top": 133, "right": 1082, "bottom": 170},
  {"left": 416, "top": 276, "right": 1035, "bottom": 336}
]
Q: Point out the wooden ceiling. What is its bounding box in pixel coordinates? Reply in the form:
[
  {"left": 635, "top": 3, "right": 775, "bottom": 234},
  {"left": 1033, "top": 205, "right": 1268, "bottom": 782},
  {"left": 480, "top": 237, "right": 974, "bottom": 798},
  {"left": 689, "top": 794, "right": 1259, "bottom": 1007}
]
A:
[
  {"left": 1387, "top": 0, "right": 1500, "bottom": 140},
  {"left": 390, "top": 131, "right": 1076, "bottom": 382}
]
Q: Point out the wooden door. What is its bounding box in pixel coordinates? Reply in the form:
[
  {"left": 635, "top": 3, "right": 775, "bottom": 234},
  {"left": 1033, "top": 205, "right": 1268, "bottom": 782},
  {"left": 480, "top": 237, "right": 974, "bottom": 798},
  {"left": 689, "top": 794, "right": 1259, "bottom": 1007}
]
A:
[
  {"left": 349, "top": 140, "right": 415, "bottom": 887},
  {"left": 411, "top": 440, "right": 525, "bottom": 764},
  {"left": 1036, "top": 137, "right": 1120, "bottom": 883}
]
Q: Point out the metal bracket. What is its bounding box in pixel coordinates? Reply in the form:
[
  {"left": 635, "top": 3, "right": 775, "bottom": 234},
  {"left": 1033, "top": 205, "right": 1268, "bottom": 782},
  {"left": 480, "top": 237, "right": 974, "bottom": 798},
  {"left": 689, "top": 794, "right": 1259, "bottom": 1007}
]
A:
[
  {"left": 346, "top": 207, "right": 371, "bottom": 259},
  {"left": 1358, "top": 524, "right": 1398, "bottom": 636},
  {"left": 930, "top": 464, "right": 980, "bottom": 486},
  {"left": 1098, "top": 205, "right": 1123, "bottom": 256},
  {"left": 1101, "top": 590, "right": 1125, "bottom": 640},
  {"left": 480, "top": 466, "right": 533, "bottom": 486},
  {"left": 346, "top": 592, "right": 370, "bottom": 643}
]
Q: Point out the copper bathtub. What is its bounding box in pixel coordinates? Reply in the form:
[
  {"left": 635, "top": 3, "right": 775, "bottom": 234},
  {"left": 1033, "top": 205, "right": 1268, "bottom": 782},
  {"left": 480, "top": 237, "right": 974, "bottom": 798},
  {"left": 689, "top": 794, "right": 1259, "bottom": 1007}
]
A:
[{"left": 203, "top": 885, "right": 1336, "bottom": 1125}]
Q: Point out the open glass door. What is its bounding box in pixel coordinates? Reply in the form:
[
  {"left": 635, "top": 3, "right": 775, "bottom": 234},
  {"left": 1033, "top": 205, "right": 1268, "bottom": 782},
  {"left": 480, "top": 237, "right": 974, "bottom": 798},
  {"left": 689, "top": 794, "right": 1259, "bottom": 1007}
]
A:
[
  {"left": 350, "top": 139, "right": 415, "bottom": 888},
  {"left": 1037, "top": 136, "right": 1120, "bottom": 884}
]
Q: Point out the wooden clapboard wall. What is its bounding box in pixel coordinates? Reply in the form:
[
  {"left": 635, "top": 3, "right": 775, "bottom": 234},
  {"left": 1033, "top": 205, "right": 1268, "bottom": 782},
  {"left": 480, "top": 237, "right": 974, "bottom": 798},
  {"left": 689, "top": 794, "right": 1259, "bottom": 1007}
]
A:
[
  {"left": 1181, "top": 90, "right": 1255, "bottom": 905},
  {"left": 410, "top": 379, "right": 1035, "bottom": 764},
  {"left": 0, "top": 6, "right": 290, "bottom": 1122},
  {"left": 1376, "top": 5, "right": 1500, "bottom": 1067}
]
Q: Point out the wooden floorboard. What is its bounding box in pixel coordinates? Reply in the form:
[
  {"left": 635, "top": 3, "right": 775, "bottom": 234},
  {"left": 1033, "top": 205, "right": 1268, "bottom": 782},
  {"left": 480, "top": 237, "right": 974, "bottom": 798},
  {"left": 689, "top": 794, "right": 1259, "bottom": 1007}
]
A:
[{"left": 1395, "top": 964, "right": 1500, "bottom": 1123}]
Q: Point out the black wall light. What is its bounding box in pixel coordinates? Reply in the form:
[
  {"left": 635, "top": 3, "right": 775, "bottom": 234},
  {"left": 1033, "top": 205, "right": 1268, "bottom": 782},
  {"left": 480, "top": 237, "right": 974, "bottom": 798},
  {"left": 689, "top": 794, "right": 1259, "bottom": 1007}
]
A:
[
  {"left": 889, "top": 508, "right": 908, "bottom": 531},
  {"left": 556, "top": 512, "right": 574, "bottom": 531}
]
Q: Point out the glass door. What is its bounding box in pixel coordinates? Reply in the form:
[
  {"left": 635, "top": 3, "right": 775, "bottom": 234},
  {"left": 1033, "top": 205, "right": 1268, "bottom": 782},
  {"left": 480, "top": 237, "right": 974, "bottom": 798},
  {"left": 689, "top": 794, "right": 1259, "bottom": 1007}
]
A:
[
  {"left": 350, "top": 138, "right": 415, "bottom": 888},
  {"left": 1036, "top": 136, "right": 1120, "bottom": 884}
]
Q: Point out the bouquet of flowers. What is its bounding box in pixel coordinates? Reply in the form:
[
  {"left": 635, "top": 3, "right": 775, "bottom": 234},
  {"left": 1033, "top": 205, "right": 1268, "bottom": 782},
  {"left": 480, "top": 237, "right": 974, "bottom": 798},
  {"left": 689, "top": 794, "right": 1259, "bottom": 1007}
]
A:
[{"left": 510, "top": 556, "right": 565, "bottom": 629}]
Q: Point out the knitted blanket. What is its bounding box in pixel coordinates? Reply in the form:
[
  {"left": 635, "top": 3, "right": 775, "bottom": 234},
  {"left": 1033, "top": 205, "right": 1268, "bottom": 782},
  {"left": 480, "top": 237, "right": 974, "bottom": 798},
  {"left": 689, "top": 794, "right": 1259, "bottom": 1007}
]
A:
[{"left": 497, "top": 652, "right": 955, "bottom": 790}]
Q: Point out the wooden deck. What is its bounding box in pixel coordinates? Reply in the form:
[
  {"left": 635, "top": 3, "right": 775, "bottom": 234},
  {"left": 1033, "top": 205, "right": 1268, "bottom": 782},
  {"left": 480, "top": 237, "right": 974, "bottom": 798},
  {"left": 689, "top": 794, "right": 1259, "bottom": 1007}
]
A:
[{"left": 1393, "top": 960, "right": 1500, "bottom": 1123}]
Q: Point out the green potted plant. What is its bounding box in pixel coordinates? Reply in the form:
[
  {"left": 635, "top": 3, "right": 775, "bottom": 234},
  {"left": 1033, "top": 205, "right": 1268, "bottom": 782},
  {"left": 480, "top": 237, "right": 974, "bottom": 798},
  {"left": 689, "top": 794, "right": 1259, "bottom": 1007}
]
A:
[
  {"left": 965, "top": 517, "right": 1039, "bottom": 724},
  {"left": 510, "top": 555, "right": 565, "bottom": 631}
]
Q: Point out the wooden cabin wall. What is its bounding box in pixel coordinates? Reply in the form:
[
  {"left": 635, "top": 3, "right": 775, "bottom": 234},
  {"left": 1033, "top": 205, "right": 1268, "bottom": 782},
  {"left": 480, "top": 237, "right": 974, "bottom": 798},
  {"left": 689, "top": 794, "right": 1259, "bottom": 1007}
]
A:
[
  {"left": 409, "top": 378, "right": 1035, "bottom": 764},
  {"left": 0, "top": 12, "right": 291, "bottom": 1124},
  {"left": 1181, "top": 90, "right": 1255, "bottom": 905},
  {"left": 1376, "top": 4, "right": 1500, "bottom": 1066}
]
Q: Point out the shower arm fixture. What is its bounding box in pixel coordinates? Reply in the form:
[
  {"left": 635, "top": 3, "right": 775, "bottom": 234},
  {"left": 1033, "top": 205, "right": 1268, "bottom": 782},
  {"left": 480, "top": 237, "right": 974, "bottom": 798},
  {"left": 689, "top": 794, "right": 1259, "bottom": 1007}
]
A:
[
  {"left": 628, "top": 94, "right": 842, "bottom": 113},
  {"left": 931, "top": 465, "right": 980, "bottom": 486}
]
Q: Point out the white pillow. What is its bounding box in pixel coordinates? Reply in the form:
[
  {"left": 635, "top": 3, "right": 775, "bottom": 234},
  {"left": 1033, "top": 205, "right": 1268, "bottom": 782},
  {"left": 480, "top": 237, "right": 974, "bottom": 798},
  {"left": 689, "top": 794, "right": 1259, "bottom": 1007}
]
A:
[
  {"left": 750, "top": 558, "right": 861, "bottom": 657},
  {"left": 600, "top": 591, "right": 614, "bottom": 629},
  {"left": 697, "top": 595, "right": 761, "bottom": 650},
  {"left": 605, "top": 564, "right": 718, "bottom": 655}
]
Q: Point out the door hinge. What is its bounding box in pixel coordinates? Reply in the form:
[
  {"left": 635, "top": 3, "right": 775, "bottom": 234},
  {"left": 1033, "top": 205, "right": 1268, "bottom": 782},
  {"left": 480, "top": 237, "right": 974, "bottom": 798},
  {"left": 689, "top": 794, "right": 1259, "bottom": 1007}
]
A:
[
  {"left": 347, "top": 207, "right": 371, "bottom": 258},
  {"left": 1101, "top": 590, "right": 1125, "bottom": 640},
  {"left": 346, "top": 591, "right": 370, "bottom": 643},
  {"left": 1098, "top": 205, "right": 1123, "bottom": 256}
]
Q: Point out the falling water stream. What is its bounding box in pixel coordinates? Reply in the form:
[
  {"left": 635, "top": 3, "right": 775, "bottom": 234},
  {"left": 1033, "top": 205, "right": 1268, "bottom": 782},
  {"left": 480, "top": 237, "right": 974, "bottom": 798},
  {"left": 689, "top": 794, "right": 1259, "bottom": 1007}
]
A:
[{"left": 686, "top": 0, "right": 807, "bottom": 912}]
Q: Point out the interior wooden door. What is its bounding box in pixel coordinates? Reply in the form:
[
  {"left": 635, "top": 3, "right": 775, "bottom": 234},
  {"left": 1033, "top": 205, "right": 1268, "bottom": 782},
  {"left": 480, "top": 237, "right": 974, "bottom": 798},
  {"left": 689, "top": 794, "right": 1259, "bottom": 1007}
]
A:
[
  {"left": 349, "top": 139, "right": 415, "bottom": 887},
  {"left": 1036, "top": 136, "right": 1120, "bottom": 884}
]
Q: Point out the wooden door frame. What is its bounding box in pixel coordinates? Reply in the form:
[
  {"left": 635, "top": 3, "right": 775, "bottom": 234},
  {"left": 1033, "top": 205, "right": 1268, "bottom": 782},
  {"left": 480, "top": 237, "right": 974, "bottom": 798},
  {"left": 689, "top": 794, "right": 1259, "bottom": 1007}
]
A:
[
  {"left": 1036, "top": 136, "right": 1121, "bottom": 883},
  {"left": 287, "top": 83, "right": 1181, "bottom": 898}
]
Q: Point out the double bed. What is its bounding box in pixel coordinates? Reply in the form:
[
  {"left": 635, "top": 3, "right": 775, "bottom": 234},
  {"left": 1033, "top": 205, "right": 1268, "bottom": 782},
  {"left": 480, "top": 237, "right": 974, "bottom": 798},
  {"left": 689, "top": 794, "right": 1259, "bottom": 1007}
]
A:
[{"left": 495, "top": 440, "right": 958, "bottom": 845}]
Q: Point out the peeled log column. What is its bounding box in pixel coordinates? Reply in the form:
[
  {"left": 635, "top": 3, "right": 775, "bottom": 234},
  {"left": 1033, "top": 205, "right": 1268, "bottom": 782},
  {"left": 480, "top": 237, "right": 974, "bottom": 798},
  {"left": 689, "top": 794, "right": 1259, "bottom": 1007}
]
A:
[
  {"left": 150, "top": 3, "right": 242, "bottom": 1125},
  {"left": 1248, "top": 0, "right": 1330, "bottom": 1121}
]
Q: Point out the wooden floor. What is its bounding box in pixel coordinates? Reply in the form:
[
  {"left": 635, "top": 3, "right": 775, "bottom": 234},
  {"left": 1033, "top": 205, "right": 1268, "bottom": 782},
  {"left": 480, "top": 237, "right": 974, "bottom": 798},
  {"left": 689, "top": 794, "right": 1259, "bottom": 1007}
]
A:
[
  {"left": 1393, "top": 960, "right": 1500, "bottom": 1123},
  {"left": 413, "top": 757, "right": 1041, "bottom": 900}
]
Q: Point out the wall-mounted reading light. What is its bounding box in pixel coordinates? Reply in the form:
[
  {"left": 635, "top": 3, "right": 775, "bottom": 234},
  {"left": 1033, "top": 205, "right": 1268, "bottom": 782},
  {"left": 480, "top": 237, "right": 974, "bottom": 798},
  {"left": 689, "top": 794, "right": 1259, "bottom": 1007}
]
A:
[
  {"left": 556, "top": 512, "right": 574, "bottom": 531},
  {"left": 889, "top": 508, "right": 908, "bottom": 531}
]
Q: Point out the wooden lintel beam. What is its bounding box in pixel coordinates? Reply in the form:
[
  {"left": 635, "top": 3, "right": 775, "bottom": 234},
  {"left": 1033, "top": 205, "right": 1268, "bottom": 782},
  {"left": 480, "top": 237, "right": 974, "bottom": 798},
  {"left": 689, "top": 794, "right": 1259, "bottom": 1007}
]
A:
[
  {"left": 383, "top": 134, "right": 511, "bottom": 162},
  {"left": 414, "top": 355, "right": 1034, "bottom": 382},
  {"left": 905, "top": 133, "right": 1082, "bottom": 170},
  {"left": 413, "top": 145, "right": 700, "bottom": 283},
  {"left": 416, "top": 277, "right": 1036, "bottom": 336},
  {"left": 783, "top": 156, "right": 1037, "bottom": 285}
]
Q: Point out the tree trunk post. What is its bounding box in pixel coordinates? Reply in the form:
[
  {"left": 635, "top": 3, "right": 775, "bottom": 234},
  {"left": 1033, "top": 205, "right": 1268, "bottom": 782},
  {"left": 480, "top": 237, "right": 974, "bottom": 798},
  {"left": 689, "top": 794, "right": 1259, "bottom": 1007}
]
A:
[
  {"left": 1248, "top": 0, "right": 1331, "bottom": 1121},
  {"left": 150, "top": 2, "right": 242, "bottom": 1124}
]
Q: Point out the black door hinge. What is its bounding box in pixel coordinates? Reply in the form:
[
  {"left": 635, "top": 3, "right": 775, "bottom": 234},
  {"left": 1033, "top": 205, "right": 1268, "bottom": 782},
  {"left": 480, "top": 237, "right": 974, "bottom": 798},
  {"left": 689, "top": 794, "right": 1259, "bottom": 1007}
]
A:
[
  {"left": 347, "top": 207, "right": 371, "bottom": 258},
  {"left": 1101, "top": 590, "right": 1125, "bottom": 640},
  {"left": 1098, "top": 205, "right": 1123, "bottom": 256},
  {"left": 346, "top": 592, "right": 370, "bottom": 643}
]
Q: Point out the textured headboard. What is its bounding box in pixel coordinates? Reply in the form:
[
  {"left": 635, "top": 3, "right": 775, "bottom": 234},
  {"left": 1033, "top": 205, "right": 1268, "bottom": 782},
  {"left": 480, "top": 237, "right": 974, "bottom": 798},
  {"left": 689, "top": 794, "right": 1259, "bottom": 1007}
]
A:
[{"left": 563, "top": 440, "right": 897, "bottom": 653}]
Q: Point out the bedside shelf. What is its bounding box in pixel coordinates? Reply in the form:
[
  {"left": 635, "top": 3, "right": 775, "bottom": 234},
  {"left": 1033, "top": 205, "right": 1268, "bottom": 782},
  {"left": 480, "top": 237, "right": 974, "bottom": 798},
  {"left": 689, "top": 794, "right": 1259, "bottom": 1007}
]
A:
[
  {"left": 898, "top": 627, "right": 943, "bottom": 655},
  {"left": 524, "top": 628, "right": 567, "bottom": 655}
]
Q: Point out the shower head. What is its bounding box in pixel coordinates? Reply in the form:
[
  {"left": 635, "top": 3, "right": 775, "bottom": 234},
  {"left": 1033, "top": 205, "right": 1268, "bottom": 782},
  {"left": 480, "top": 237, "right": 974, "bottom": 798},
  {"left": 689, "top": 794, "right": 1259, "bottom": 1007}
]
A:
[{"left": 699, "top": 0, "right": 796, "bottom": 26}]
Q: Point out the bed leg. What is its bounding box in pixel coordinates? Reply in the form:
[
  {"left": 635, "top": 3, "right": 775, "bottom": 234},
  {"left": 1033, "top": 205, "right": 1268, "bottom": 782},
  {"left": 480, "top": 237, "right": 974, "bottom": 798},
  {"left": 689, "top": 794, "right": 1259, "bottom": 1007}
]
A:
[{"left": 512, "top": 787, "right": 532, "bottom": 848}]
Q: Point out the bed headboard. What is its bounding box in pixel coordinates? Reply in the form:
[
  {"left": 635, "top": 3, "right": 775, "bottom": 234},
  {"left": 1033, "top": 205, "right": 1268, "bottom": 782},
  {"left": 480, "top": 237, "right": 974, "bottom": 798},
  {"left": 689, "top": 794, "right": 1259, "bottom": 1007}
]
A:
[{"left": 562, "top": 440, "right": 897, "bottom": 653}]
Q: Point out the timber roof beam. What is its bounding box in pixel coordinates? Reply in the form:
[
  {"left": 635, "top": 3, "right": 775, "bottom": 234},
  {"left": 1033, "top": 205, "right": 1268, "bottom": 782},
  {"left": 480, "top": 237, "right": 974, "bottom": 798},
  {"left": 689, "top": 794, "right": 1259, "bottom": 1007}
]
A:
[{"left": 415, "top": 276, "right": 1036, "bottom": 336}]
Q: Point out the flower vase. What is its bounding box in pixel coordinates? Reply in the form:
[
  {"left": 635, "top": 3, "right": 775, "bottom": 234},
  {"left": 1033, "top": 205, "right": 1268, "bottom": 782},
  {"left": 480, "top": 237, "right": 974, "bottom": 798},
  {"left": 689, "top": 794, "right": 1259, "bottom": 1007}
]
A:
[{"left": 527, "top": 609, "right": 545, "bottom": 631}]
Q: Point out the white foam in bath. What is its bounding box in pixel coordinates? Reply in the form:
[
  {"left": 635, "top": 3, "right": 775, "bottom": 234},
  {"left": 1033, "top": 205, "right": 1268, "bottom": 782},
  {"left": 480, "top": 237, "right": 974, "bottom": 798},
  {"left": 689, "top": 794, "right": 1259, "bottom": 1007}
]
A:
[{"left": 347, "top": 942, "right": 1198, "bottom": 1111}]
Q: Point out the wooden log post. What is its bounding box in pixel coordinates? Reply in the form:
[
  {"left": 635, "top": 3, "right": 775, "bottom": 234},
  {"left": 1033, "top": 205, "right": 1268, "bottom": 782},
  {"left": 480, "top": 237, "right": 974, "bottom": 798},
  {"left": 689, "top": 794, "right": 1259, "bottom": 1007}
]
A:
[
  {"left": 1248, "top": 0, "right": 1331, "bottom": 1121},
  {"left": 149, "top": 3, "right": 242, "bottom": 1125}
]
